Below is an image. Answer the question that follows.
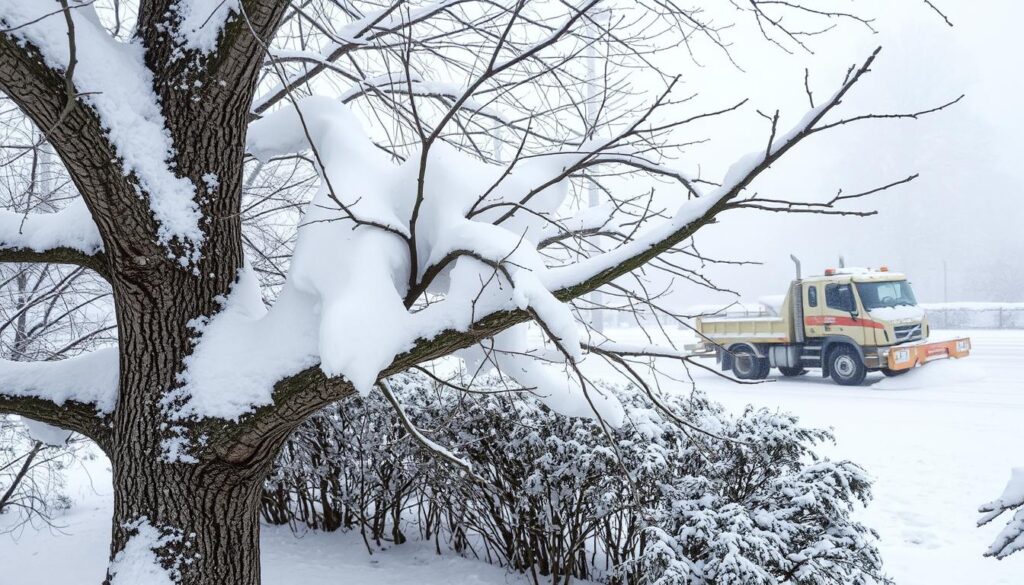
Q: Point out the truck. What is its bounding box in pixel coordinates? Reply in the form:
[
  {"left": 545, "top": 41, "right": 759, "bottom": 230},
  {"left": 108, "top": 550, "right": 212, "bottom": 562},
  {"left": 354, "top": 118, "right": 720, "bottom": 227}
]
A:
[{"left": 695, "top": 257, "right": 972, "bottom": 385}]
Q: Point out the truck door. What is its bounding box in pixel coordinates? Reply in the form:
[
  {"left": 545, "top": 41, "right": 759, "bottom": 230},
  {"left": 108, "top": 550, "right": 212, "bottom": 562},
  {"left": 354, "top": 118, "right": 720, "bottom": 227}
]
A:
[
  {"left": 803, "top": 283, "right": 824, "bottom": 338},
  {"left": 818, "top": 282, "right": 871, "bottom": 345}
]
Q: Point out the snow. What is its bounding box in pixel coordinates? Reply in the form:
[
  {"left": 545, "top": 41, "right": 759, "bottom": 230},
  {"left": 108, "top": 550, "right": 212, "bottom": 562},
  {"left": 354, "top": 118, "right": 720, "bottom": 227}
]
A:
[
  {"left": 991, "top": 469, "right": 1024, "bottom": 509},
  {"left": 3, "top": 329, "right": 1020, "bottom": 584},
  {"left": 0, "top": 199, "right": 102, "bottom": 254},
  {"left": 0, "top": 2, "right": 203, "bottom": 260},
  {"left": 21, "top": 418, "right": 73, "bottom": 446},
  {"left": 107, "top": 518, "right": 179, "bottom": 585},
  {"left": 979, "top": 468, "right": 1024, "bottom": 558},
  {"left": 868, "top": 304, "right": 926, "bottom": 321},
  {"left": 0, "top": 347, "right": 119, "bottom": 413},
  {"left": 871, "top": 358, "right": 986, "bottom": 391},
  {"left": 582, "top": 327, "right": 1024, "bottom": 584},
  {"left": 166, "top": 270, "right": 320, "bottom": 421},
  {"left": 170, "top": 0, "right": 239, "bottom": 54},
  {"left": 0, "top": 448, "right": 549, "bottom": 585},
  {"left": 174, "top": 96, "right": 606, "bottom": 423}
]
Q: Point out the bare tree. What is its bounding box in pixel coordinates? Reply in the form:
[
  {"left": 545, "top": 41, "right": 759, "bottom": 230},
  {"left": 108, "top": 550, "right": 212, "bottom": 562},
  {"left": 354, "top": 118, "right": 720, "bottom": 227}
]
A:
[{"left": 0, "top": 2, "right": 955, "bottom": 584}]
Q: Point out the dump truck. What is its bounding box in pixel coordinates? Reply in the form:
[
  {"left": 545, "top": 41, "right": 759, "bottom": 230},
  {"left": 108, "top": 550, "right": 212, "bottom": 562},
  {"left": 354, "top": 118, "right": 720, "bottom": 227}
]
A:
[{"left": 695, "top": 257, "right": 971, "bottom": 385}]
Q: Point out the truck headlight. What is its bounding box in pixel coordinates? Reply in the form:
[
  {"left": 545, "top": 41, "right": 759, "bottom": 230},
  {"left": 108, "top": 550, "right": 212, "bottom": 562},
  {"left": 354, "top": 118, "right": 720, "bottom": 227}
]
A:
[
  {"left": 956, "top": 340, "right": 969, "bottom": 352},
  {"left": 894, "top": 349, "right": 911, "bottom": 363}
]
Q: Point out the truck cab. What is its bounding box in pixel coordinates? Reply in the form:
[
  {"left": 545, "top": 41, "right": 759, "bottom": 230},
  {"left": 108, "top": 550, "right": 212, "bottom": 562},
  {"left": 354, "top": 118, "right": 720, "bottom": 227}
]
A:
[{"left": 696, "top": 262, "right": 971, "bottom": 386}]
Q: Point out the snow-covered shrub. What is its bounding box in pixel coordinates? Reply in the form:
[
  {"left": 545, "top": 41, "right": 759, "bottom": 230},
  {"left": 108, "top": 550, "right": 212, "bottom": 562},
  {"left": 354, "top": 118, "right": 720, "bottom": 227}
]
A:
[{"left": 266, "top": 373, "right": 887, "bottom": 584}]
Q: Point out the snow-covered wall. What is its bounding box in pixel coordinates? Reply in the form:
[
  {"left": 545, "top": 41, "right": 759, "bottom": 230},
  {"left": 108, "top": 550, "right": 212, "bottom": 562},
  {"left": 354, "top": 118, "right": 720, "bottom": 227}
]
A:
[{"left": 921, "top": 303, "right": 1024, "bottom": 330}]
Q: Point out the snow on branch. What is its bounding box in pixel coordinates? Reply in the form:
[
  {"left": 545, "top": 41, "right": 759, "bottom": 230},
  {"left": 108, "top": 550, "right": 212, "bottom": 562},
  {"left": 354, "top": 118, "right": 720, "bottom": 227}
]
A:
[
  {"left": 979, "top": 468, "right": 1024, "bottom": 559},
  {"left": 0, "top": 347, "right": 118, "bottom": 414},
  {"left": 0, "top": 198, "right": 102, "bottom": 256},
  {"left": 0, "top": 1, "right": 204, "bottom": 262},
  {"left": 173, "top": 95, "right": 602, "bottom": 424},
  {"left": 170, "top": 0, "right": 240, "bottom": 54}
]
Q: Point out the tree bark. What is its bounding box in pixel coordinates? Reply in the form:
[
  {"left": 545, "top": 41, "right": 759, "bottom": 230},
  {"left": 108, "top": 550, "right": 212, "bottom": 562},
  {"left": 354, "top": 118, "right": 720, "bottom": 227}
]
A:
[{"left": 106, "top": 456, "right": 269, "bottom": 585}]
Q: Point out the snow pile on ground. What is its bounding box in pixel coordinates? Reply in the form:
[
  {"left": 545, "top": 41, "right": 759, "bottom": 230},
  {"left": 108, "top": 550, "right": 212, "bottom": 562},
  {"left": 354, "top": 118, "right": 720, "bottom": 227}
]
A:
[
  {"left": 0, "top": 199, "right": 102, "bottom": 254},
  {"left": 871, "top": 358, "right": 986, "bottom": 391},
  {"left": 0, "top": 347, "right": 119, "bottom": 413},
  {"left": 0, "top": 1, "right": 203, "bottom": 260}
]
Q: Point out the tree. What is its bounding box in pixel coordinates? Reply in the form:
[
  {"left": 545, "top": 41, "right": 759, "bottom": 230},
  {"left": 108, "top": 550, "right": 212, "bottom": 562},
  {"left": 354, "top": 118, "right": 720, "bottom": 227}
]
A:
[{"left": 0, "top": 1, "right": 955, "bottom": 584}]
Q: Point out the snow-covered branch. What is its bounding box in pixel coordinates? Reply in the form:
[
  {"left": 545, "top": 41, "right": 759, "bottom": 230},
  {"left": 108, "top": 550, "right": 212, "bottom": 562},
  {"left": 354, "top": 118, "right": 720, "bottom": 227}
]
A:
[
  {"left": 0, "top": 199, "right": 108, "bottom": 278},
  {"left": 979, "top": 468, "right": 1024, "bottom": 559},
  {"left": 0, "top": 346, "right": 118, "bottom": 444}
]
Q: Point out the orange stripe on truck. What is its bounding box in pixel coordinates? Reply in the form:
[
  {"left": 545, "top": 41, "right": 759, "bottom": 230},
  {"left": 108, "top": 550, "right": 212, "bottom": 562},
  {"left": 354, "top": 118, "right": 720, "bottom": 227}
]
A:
[{"left": 804, "top": 315, "right": 885, "bottom": 329}]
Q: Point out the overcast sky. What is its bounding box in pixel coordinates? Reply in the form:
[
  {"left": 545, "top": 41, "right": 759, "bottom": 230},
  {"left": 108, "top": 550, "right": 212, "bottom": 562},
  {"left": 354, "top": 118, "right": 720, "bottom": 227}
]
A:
[{"left": 643, "top": 0, "right": 1023, "bottom": 305}]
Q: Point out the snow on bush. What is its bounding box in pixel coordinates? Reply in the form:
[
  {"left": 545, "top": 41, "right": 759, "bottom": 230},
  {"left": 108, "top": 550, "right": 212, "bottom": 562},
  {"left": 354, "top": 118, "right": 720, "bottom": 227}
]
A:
[{"left": 265, "top": 372, "right": 887, "bottom": 584}]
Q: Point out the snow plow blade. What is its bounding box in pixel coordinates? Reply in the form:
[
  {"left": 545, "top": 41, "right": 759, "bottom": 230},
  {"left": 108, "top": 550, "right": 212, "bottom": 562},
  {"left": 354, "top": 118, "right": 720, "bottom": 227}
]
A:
[{"left": 886, "top": 337, "right": 971, "bottom": 371}]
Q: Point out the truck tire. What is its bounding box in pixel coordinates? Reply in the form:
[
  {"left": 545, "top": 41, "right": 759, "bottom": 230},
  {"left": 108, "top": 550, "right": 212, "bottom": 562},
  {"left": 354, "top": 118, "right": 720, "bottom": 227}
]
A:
[
  {"left": 881, "top": 368, "right": 909, "bottom": 377},
  {"left": 778, "top": 366, "right": 807, "bottom": 377},
  {"left": 828, "top": 345, "right": 867, "bottom": 386},
  {"left": 731, "top": 346, "right": 770, "bottom": 380}
]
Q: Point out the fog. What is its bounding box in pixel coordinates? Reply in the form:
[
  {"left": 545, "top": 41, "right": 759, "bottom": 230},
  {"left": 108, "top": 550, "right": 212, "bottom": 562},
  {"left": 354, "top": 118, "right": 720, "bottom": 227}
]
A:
[{"left": 641, "top": 0, "right": 1023, "bottom": 306}]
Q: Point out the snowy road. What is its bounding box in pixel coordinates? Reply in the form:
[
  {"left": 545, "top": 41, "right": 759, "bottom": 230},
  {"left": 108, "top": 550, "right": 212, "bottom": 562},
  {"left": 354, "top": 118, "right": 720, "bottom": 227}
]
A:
[{"left": 1, "top": 330, "right": 1021, "bottom": 584}]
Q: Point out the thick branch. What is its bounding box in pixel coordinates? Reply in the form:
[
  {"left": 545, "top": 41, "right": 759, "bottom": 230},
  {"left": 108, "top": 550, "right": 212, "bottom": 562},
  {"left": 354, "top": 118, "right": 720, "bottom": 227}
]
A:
[
  {"left": 0, "top": 393, "right": 110, "bottom": 448},
  {"left": 0, "top": 246, "right": 110, "bottom": 281}
]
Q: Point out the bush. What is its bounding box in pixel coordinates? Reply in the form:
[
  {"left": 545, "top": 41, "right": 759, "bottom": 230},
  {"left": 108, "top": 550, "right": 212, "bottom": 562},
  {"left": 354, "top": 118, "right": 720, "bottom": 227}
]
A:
[{"left": 263, "top": 373, "right": 887, "bottom": 584}]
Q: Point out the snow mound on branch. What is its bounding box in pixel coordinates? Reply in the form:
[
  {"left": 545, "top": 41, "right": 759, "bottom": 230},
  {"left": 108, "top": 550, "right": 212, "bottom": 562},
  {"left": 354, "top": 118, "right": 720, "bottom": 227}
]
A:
[
  {"left": 0, "top": 1, "right": 203, "bottom": 260},
  {"left": 168, "top": 269, "right": 320, "bottom": 420},
  {"left": 171, "top": 0, "right": 239, "bottom": 54},
  {"left": 0, "top": 199, "right": 102, "bottom": 254},
  {"left": 980, "top": 468, "right": 1024, "bottom": 558},
  {"left": 22, "top": 418, "right": 73, "bottom": 446},
  {"left": 173, "top": 96, "right": 609, "bottom": 423},
  {"left": 108, "top": 518, "right": 181, "bottom": 585},
  {"left": 0, "top": 348, "right": 119, "bottom": 413}
]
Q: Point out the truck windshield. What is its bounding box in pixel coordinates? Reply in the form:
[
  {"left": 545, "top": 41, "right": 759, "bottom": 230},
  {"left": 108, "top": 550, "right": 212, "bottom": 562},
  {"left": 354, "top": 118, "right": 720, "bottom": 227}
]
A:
[{"left": 856, "top": 280, "right": 918, "bottom": 310}]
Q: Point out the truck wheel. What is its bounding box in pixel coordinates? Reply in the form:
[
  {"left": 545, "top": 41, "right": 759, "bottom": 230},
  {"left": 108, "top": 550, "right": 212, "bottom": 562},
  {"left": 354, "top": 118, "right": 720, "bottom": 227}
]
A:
[
  {"left": 731, "top": 346, "right": 769, "bottom": 380},
  {"left": 881, "top": 368, "right": 909, "bottom": 377},
  {"left": 778, "top": 366, "right": 807, "bottom": 377},
  {"left": 828, "top": 345, "right": 867, "bottom": 386}
]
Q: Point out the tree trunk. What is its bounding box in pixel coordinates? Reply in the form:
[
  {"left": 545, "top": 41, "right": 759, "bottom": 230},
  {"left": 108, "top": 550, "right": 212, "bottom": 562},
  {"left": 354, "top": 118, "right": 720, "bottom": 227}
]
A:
[{"left": 106, "top": 456, "right": 270, "bottom": 585}]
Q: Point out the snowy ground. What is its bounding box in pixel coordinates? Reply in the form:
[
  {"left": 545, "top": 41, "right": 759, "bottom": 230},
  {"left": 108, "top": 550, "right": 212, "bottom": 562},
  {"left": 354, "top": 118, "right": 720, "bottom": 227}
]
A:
[
  {"left": 1, "top": 330, "right": 1021, "bottom": 584},
  {"left": 592, "top": 328, "right": 1024, "bottom": 585}
]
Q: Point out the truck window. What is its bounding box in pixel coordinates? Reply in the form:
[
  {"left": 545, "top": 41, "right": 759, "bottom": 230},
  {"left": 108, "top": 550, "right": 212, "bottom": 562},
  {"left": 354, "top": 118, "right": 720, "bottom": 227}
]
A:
[
  {"left": 825, "top": 283, "right": 856, "bottom": 312},
  {"left": 808, "top": 286, "right": 818, "bottom": 307}
]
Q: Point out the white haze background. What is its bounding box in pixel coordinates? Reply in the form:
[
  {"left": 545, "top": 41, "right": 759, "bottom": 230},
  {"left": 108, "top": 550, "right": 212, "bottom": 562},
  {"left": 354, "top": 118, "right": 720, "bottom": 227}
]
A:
[{"left": 646, "top": 0, "right": 1022, "bottom": 307}]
